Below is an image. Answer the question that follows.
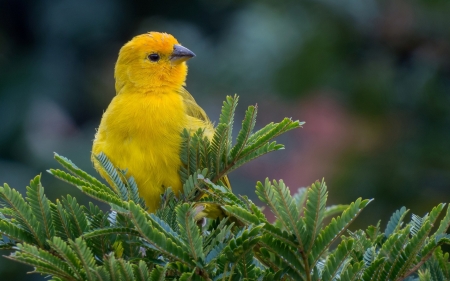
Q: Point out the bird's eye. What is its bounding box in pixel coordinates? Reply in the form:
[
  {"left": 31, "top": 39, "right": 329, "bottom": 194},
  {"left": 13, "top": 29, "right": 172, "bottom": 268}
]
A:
[{"left": 148, "top": 53, "right": 160, "bottom": 62}]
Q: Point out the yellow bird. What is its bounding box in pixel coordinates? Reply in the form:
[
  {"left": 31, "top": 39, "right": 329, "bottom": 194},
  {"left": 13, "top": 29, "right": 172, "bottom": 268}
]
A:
[{"left": 92, "top": 32, "right": 223, "bottom": 214}]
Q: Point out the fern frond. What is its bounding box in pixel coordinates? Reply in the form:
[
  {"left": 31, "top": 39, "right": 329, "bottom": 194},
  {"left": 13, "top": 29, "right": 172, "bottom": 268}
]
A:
[
  {"left": 93, "top": 153, "right": 128, "bottom": 200},
  {"left": 209, "top": 95, "right": 239, "bottom": 176},
  {"left": 246, "top": 122, "right": 277, "bottom": 146},
  {"left": 411, "top": 213, "right": 427, "bottom": 237},
  {"left": 149, "top": 264, "right": 169, "bottom": 281},
  {"left": 176, "top": 203, "right": 204, "bottom": 262},
  {"left": 199, "top": 176, "right": 246, "bottom": 207},
  {"left": 210, "top": 123, "right": 230, "bottom": 175},
  {"left": 182, "top": 169, "right": 208, "bottom": 201},
  {"left": 255, "top": 179, "right": 291, "bottom": 232},
  {"left": 8, "top": 94, "right": 450, "bottom": 281},
  {"left": 218, "top": 94, "right": 238, "bottom": 135},
  {"left": 48, "top": 236, "right": 85, "bottom": 280},
  {"left": 7, "top": 242, "right": 76, "bottom": 280},
  {"left": 93, "top": 153, "right": 145, "bottom": 208},
  {"left": 156, "top": 189, "right": 181, "bottom": 235},
  {"left": 434, "top": 247, "right": 450, "bottom": 279},
  {"left": 255, "top": 179, "right": 306, "bottom": 249},
  {"left": 422, "top": 235, "right": 450, "bottom": 261},
  {"left": 304, "top": 180, "right": 328, "bottom": 252},
  {"left": 378, "top": 227, "right": 411, "bottom": 280},
  {"left": 128, "top": 201, "right": 193, "bottom": 267},
  {"left": 53, "top": 153, "right": 112, "bottom": 194},
  {"left": 92, "top": 264, "right": 110, "bottom": 281},
  {"left": 134, "top": 260, "right": 151, "bottom": 281},
  {"left": 246, "top": 197, "right": 268, "bottom": 221},
  {"left": 180, "top": 129, "right": 211, "bottom": 185},
  {"left": 168, "top": 261, "right": 193, "bottom": 277},
  {"left": 204, "top": 221, "right": 234, "bottom": 265},
  {"left": 103, "top": 252, "right": 120, "bottom": 280},
  {"left": 273, "top": 179, "right": 304, "bottom": 237},
  {"left": 366, "top": 221, "right": 383, "bottom": 245},
  {"left": 118, "top": 258, "right": 135, "bottom": 281},
  {"left": 180, "top": 129, "right": 195, "bottom": 184},
  {"left": 239, "top": 117, "right": 301, "bottom": 159},
  {"left": 310, "top": 198, "right": 372, "bottom": 267},
  {"left": 384, "top": 206, "right": 409, "bottom": 238},
  {"left": 345, "top": 230, "right": 373, "bottom": 260},
  {"left": 0, "top": 219, "right": 35, "bottom": 244},
  {"left": 26, "top": 175, "right": 55, "bottom": 241},
  {"left": 220, "top": 225, "right": 263, "bottom": 278},
  {"left": 148, "top": 213, "right": 187, "bottom": 250},
  {"left": 292, "top": 187, "right": 308, "bottom": 217},
  {"left": 125, "top": 175, "right": 146, "bottom": 208},
  {"left": 48, "top": 168, "right": 117, "bottom": 198},
  {"left": 80, "top": 185, "right": 129, "bottom": 210},
  {"left": 229, "top": 105, "right": 257, "bottom": 161},
  {"left": 178, "top": 271, "right": 200, "bottom": 281},
  {"left": 222, "top": 204, "right": 297, "bottom": 248},
  {"left": 237, "top": 249, "right": 258, "bottom": 279},
  {"left": 420, "top": 244, "right": 450, "bottom": 281},
  {"left": 436, "top": 204, "right": 450, "bottom": 236},
  {"left": 363, "top": 246, "right": 378, "bottom": 267},
  {"left": 428, "top": 203, "right": 445, "bottom": 227},
  {"left": 50, "top": 200, "right": 73, "bottom": 240},
  {"left": 339, "top": 261, "right": 365, "bottom": 281},
  {"left": 396, "top": 220, "right": 434, "bottom": 279},
  {"left": 69, "top": 237, "right": 96, "bottom": 281},
  {"left": 61, "top": 195, "right": 89, "bottom": 237},
  {"left": 225, "top": 141, "right": 285, "bottom": 175},
  {"left": 259, "top": 234, "right": 306, "bottom": 280},
  {"left": 324, "top": 204, "right": 348, "bottom": 219},
  {"left": 418, "top": 268, "right": 432, "bottom": 281},
  {"left": 321, "top": 239, "right": 354, "bottom": 281},
  {"left": 85, "top": 203, "right": 111, "bottom": 259},
  {"left": 82, "top": 227, "right": 140, "bottom": 239},
  {"left": 361, "top": 258, "right": 386, "bottom": 281},
  {"left": 204, "top": 220, "right": 233, "bottom": 261},
  {"left": 0, "top": 183, "right": 45, "bottom": 247}
]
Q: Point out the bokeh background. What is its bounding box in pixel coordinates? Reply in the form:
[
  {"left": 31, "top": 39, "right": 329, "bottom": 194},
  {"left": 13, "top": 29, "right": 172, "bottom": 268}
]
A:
[{"left": 1, "top": 0, "right": 449, "bottom": 279}]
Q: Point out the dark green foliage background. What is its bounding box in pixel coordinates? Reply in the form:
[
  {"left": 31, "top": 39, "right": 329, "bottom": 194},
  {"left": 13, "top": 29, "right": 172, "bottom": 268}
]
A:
[{"left": 1, "top": 0, "right": 449, "bottom": 279}]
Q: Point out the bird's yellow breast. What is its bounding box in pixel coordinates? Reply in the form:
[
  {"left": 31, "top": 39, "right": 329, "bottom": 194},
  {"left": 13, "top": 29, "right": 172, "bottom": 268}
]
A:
[{"left": 92, "top": 90, "right": 187, "bottom": 212}]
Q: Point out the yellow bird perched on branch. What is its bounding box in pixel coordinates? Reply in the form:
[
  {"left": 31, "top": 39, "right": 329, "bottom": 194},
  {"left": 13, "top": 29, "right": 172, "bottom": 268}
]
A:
[{"left": 92, "top": 32, "right": 227, "bottom": 215}]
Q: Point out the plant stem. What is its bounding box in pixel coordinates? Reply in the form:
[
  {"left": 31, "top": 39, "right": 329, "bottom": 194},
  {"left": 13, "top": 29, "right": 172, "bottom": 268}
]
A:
[{"left": 396, "top": 251, "right": 434, "bottom": 281}]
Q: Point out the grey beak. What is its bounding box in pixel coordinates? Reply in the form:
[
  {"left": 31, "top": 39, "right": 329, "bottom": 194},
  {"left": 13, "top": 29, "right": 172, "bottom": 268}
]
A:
[{"left": 170, "top": 44, "right": 195, "bottom": 64}]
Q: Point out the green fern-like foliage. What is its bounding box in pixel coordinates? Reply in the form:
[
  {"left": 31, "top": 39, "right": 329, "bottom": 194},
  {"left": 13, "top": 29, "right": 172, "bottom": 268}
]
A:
[{"left": 1, "top": 95, "right": 450, "bottom": 280}]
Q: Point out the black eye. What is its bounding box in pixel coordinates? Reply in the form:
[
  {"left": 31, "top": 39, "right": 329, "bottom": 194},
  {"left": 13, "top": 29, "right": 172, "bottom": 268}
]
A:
[{"left": 148, "top": 53, "right": 160, "bottom": 62}]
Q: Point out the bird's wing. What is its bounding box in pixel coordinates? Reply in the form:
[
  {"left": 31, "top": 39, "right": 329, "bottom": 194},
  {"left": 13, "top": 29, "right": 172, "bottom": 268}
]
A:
[
  {"left": 177, "top": 87, "right": 215, "bottom": 139},
  {"left": 178, "top": 87, "right": 211, "bottom": 123}
]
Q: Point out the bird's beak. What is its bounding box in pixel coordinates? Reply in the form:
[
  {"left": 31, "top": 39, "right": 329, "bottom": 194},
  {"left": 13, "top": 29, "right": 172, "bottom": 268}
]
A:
[{"left": 170, "top": 44, "right": 195, "bottom": 65}]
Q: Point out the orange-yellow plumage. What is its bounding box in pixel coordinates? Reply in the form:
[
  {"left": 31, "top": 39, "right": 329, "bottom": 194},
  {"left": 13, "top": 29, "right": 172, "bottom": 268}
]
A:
[{"left": 92, "top": 32, "right": 215, "bottom": 213}]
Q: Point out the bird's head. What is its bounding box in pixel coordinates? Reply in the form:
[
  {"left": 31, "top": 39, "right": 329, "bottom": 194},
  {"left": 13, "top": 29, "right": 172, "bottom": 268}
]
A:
[{"left": 114, "top": 32, "right": 195, "bottom": 94}]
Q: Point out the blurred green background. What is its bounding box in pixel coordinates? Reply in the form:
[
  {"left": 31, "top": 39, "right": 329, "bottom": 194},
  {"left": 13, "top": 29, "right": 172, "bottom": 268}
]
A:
[{"left": 1, "top": 0, "right": 449, "bottom": 279}]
